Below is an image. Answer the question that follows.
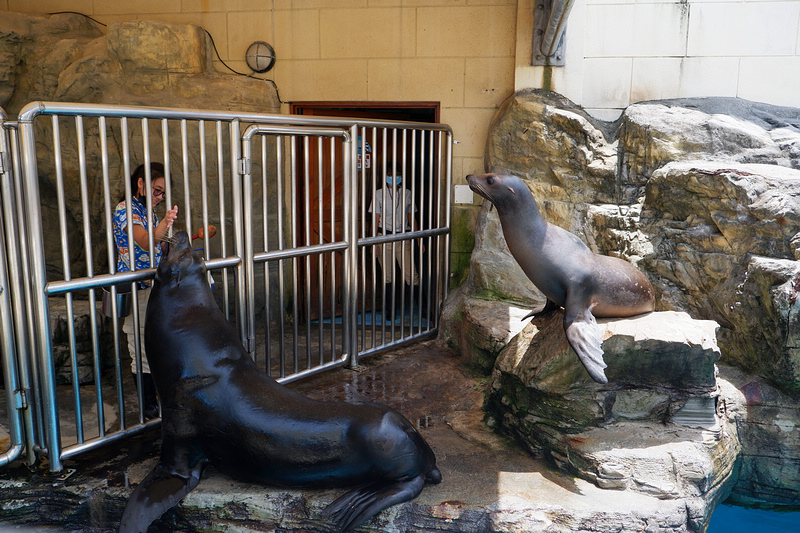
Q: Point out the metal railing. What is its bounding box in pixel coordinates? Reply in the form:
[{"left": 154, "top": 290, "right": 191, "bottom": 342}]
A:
[{"left": 0, "top": 101, "right": 452, "bottom": 472}]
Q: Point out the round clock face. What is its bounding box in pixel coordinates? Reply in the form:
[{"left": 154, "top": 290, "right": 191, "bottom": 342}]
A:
[{"left": 245, "top": 41, "right": 276, "bottom": 73}]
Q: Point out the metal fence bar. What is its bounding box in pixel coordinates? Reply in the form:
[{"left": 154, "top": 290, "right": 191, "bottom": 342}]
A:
[
  {"left": 0, "top": 114, "right": 25, "bottom": 468},
  {"left": 18, "top": 109, "right": 63, "bottom": 472},
  {"left": 6, "top": 122, "right": 42, "bottom": 465},
  {"left": 0, "top": 101, "right": 452, "bottom": 472}
]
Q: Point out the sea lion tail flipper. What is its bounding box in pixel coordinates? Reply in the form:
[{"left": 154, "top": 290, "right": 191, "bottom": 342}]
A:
[
  {"left": 564, "top": 302, "right": 608, "bottom": 384},
  {"left": 322, "top": 475, "right": 426, "bottom": 532},
  {"left": 119, "top": 459, "right": 205, "bottom": 533}
]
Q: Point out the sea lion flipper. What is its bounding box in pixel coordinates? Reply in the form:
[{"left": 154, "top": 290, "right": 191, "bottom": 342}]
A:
[
  {"left": 564, "top": 301, "right": 608, "bottom": 384},
  {"left": 119, "top": 459, "right": 206, "bottom": 533},
  {"left": 522, "top": 298, "right": 559, "bottom": 321},
  {"left": 322, "top": 475, "right": 426, "bottom": 532}
]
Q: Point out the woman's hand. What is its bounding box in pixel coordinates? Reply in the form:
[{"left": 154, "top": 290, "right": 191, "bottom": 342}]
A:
[
  {"left": 154, "top": 205, "right": 179, "bottom": 243},
  {"left": 133, "top": 205, "right": 178, "bottom": 251}
]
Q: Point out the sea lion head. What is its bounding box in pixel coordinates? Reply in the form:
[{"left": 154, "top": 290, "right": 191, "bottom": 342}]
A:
[
  {"left": 466, "top": 173, "right": 528, "bottom": 210},
  {"left": 155, "top": 230, "right": 206, "bottom": 289}
]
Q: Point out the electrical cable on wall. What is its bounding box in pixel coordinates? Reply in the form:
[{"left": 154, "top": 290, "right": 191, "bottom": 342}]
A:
[{"left": 48, "top": 11, "right": 284, "bottom": 103}]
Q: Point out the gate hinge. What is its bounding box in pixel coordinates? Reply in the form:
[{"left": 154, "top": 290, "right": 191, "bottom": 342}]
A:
[
  {"left": 237, "top": 157, "right": 251, "bottom": 176},
  {"left": 14, "top": 388, "right": 28, "bottom": 410}
]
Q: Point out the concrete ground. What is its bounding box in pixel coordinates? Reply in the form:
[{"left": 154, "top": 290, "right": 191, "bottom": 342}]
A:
[{"left": 0, "top": 341, "right": 691, "bottom": 532}]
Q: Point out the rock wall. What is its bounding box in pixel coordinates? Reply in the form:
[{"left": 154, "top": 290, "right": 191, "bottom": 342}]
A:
[
  {"left": 441, "top": 89, "right": 800, "bottom": 511},
  {"left": 0, "top": 11, "right": 280, "bottom": 280},
  {"left": 474, "top": 89, "right": 800, "bottom": 393}
]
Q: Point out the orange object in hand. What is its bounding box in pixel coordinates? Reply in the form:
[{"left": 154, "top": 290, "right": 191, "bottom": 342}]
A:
[{"left": 192, "top": 224, "right": 217, "bottom": 240}]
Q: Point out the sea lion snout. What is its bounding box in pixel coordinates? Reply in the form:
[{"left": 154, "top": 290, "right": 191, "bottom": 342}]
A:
[
  {"left": 466, "top": 173, "right": 494, "bottom": 201},
  {"left": 467, "top": 173, "right": 521, "bottom": 207},
  {"left": 156, "top": 231, "right": 205, "bottom": 286}
]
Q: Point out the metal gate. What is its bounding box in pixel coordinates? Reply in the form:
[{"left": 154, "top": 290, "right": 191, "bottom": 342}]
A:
[{"left": 0, "top": 102, "right": 452, "bottom": 472}]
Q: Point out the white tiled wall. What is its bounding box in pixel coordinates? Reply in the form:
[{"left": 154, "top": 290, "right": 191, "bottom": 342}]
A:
[{"left": 518, "top": 0, "right": 800, "bottom": 119}]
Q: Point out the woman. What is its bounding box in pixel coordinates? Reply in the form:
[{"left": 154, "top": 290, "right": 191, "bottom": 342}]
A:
[{"left": 112, "top": 162, "right": 178, "bottom": 418}]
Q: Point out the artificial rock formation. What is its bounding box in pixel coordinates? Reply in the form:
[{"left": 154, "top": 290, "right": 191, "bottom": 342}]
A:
[
  {"left": 441, "top": 89, "right": 800, "bottom": 519},
  {"left": 0, "top": 11, "right": 280, "bottom": 280}
]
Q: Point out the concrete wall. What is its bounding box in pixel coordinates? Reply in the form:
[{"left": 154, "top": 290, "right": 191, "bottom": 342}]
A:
[{"left": 516, "top": 0, "right": 800, "bottom": 121}]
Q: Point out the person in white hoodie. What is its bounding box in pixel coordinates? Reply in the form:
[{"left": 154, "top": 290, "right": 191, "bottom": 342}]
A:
[{"left": 369, "top": 163, "right": 422, "bottom": 320}]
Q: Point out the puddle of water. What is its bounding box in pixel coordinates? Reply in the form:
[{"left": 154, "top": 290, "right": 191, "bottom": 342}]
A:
[{"left": 708, "top": 504, "right": 800, "bottom": 533}]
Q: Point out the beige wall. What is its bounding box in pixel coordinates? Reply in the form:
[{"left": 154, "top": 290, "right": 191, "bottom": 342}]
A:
[{"left": 3, "top": 0, "right": 518, "bottom": 188}]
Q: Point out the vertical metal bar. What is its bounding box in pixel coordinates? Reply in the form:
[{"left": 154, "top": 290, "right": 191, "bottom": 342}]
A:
[
  {"left": 99, "top": 116, "right": 128, "bottom": 430},
  {"left": 441, "top": 132, "right": 454, "bottom": 318},
  {"left": 142, "top": 118, "right": 156, "bottom": 265},
  {"left": 0, "top": 115, "right": 26, "bottom": 467},
  {"left": 7, "top": 126, "right": 39, "bottom": 464},
  {"left": 399, "top": 129, "right": 407, "bottom": 340},
  {"left": 241, "top": 123, "right": 256, "bottom": 359},
  {"left": 260, "top": 134, "right": 271, "bottom": 373},
  {"left": 380, "top": 128, "right": 388, "bottom": 344},
  {"left": 329, "top": 136, "right": 337, "bottom": 361},
  {"left": 76, "top": 115, "right": 104, "bottom": 439},
  {"left": 390, "top": 129, "right": 398, "bottom": 342},
  {"left": 230, "top": 119, "right": 248, "bottom": 348},
  {"left": 52, "top": 116, "right": 84, "bottom": 444},
  {"left": 369, "top": 127, "right": 377, "bottom": 348},
  {"left": 345, "top": 125, "right": 357, "bottom": 367},
  {"left": 290, "top": 136, "right": 299, "bottom": 376},
  {"left": 161, "top": 119, "right": 173, "bottom": 239},
  {"left": 426, "top": 130, "right": 435, "bottom": 332},
  {"left": 358, "top": 129, "right": 366, "bottom": 352},
  {"left": 276, "top": 135, "right": 286, "bottom": 377},
  {"left": 216, "top": 121, "right": 230, "bottom": 320},
  {"left": 199, "top": 121, "right": 211, "bottom": 263},
  {"left": 317, "top": 137, "right": 324, "bottom": 366},
  {"left": 181, "top": 120, "right": 192, "bottom": 235},
  {"left": 410, "top": 129, "right": 419, "bottom": 336},
  {"left": 303, "top": 137, "right": 312, "bottom": 369},
  {"left": 120, "top": 118, "right": 146, "bottom": 422},
  {"left": 19, "top": 114, "right": 63, "bottom": 471}
]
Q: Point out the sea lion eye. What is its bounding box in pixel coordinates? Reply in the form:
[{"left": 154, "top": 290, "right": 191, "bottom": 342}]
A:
[{"left": 486, "top": 176, "right": 495, "bottom": 185}]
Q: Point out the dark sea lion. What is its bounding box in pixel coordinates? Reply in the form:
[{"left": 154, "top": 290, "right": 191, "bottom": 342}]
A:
[
  {"left": 119, "top": 231, "right": 441, "bottom": 533},
  {"left": 467, "top": 173, "right": 655, "bottom": 383}
]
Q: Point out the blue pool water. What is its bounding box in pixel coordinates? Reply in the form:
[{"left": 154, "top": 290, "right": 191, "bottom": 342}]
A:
[{"left": 707, "top": 504, "right": 800, "bottom": 532}]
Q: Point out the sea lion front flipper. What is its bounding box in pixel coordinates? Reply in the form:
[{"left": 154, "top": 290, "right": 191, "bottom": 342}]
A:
[
  {"left": 322, "top": 475, "right": 426, "bottom": 532},
  {"left": 563, "top": 299, "right": 608, "bottom": 384},
  {"left": 521, "top": 298, "right": 559, "bottom": 320},
  {"left": 119, "top": 453, "right": 207, "bottom": 533}
]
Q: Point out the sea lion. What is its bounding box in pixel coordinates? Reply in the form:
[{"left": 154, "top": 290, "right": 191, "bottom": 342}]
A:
[
  {"left": 119, "top": 231, "right": 441, "bottom": 533},
  {"left": 467, "top": 172, "right": 655, "bottom": 383}
]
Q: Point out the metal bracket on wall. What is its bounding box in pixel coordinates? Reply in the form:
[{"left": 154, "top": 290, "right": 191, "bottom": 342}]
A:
[{"left": 532, "top": 0, "right": 575, "bottom": 67}]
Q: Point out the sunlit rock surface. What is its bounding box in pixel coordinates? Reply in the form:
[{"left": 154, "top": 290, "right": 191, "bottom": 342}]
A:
[
  {"left": 482, "top": 310, "right": 733, "bottom": 528},
  {"left": 441, "top": 89, "right": 800, "bottom": 517}
]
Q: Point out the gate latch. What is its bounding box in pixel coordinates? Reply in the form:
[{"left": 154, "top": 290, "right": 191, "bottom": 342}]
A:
[
  {"left": 14, "top": 388, "right": 28, "bottom": 410},
  {"left": 238, "top": 157, "right": 251, "bottom": 176}
]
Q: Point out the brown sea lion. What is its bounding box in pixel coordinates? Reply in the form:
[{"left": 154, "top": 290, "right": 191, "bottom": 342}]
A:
[{"left": 467, "top": 172, "right": 655, "bottom": 383}]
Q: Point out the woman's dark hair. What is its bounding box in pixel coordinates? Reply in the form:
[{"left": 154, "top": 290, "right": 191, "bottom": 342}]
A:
[{"left": 120, "top": 162, "right": 165, "bottom": 202}]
